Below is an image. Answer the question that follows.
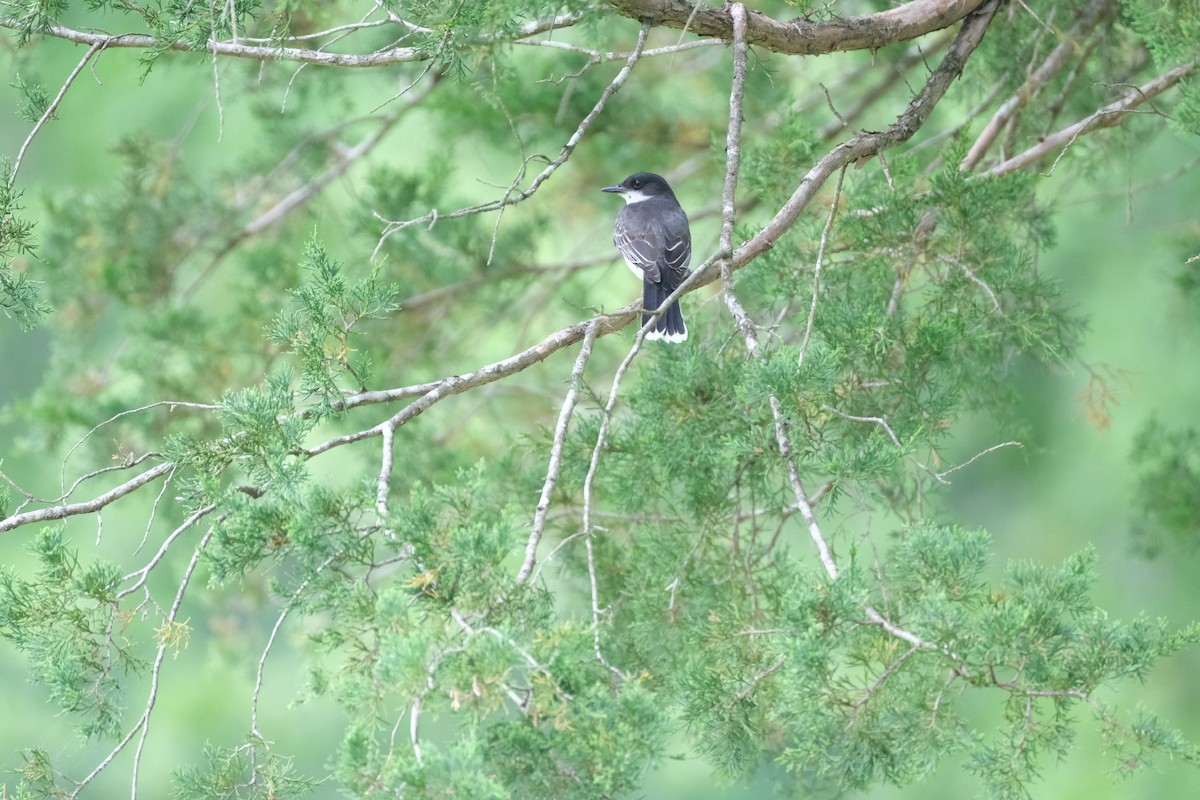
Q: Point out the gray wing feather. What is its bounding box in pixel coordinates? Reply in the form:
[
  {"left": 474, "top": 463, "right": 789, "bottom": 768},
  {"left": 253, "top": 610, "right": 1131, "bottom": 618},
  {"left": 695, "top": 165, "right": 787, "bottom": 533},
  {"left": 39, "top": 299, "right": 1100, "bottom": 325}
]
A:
[
  {"left": 662, "top": 233, "right": 690, "bottom": 282},
  {"left": 614, "top": 220, "right": 662, "bottom": 283}
]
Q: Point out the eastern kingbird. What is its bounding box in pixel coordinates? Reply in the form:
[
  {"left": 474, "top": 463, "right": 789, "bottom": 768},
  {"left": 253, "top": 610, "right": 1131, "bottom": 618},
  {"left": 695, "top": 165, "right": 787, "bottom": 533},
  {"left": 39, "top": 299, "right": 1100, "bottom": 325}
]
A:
[{"left": 602, "top": 172, "right": 691, "bottom": 343}]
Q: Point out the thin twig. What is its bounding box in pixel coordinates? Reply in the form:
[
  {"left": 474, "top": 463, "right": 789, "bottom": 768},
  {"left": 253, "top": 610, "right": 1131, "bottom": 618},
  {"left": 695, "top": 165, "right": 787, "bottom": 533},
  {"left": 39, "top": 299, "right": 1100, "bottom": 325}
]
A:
[
  {"left": 852, "top": 644, "right": 920, "bottom": 710},
  {"left": 69, "top": 529, "right": 213, "bottom": 800},
  {"left": 58, "top": 401, "right": 216, "bottom": 497},
  {"left": 798, "top": 165, "right": 845, "bottom": 366},
  {"left": 511, "top": 37, "right": 723, "bottom": 60},
  {"left": 826, "top": 406, "right": 904, "bottom": 448},
  {"left": 934, "top": 440, "right": 1023, "bottom": 481},
  {"left": 583, "top": 530, "right": 623, "bottom": 678},
  {"left": 734, "top": 653, "right": 787, "bottom": 701},
  {"left": 50, "top": 452, "right": 160, "bottom": 512},
  {"left": 1, "top": 463, "right": 174, "bottom": 534},
  {"left": 251, "top": 552, "right": 340, "bottom": 741},
  {"left": 117, "top": 502, "right": 215, "bottom": 599},
  {"left": 940, "top": 255, "right": 1002, "bottom": 311},
  {"left": 518, "top": 321, "right": 600, "bottom": 585},
  {"left": 30, "top": 10, "right": 585, "bottom": 70},
  {"left": 983, "top": 63, "right": 1194, "bottom": 177},
  {"left": 374, "top": 20, "right": 653, "bottom": 254},
  {"left": 10, "top": 41, "right": 105, "bottom": 187},
  {"left": 863, "top": 606, "right": 931, "bottom": 648}
]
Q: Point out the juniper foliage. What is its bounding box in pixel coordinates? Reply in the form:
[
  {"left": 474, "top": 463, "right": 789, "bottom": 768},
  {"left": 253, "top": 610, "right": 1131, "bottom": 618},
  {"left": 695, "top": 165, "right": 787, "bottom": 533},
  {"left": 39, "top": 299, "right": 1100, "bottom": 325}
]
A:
[{"left": 1, "top": 1, "right": 1199, "bottom": 799}]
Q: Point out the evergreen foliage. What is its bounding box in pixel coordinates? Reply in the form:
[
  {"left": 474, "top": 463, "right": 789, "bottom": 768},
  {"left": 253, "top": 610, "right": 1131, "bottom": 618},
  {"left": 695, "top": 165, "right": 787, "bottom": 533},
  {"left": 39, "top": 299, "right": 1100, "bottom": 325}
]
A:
[{"left": 1, "top": 1, "right": 1199, "bottom": 798}]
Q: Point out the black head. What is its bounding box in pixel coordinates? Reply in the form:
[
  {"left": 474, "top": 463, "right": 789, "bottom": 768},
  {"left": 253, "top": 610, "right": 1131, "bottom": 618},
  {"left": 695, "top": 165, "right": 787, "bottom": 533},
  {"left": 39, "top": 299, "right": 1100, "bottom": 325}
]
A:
[{"left": 601, "top": 172, "right": 676, "bottom": 202}]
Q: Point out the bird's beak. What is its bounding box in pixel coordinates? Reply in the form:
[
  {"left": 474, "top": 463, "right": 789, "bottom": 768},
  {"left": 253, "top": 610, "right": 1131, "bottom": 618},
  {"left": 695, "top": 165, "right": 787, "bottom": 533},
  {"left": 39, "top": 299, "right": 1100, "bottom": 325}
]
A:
[{"left": 601, "top": 185, "right": 623, "bottom": 193}]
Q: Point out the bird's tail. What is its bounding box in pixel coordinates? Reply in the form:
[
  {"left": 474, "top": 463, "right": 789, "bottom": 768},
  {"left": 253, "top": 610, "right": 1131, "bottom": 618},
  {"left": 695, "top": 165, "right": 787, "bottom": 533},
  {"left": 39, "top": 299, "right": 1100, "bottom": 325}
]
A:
[{"left": 643, "top": 281, "right": 688, "bottom": 343}]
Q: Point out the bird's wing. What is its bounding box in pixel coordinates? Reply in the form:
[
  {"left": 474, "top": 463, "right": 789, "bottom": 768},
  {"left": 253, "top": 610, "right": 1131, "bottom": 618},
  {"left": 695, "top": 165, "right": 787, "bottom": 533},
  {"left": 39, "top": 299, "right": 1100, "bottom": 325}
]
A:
[
  {"left": 660, "top": 209, "right": 692, "bottom": 289},
  {"left": 662, "top": 231, "right": 691, "bottom": 287},
  {"left": 614, "top": 217, "right": 662, "bottom": 283}
]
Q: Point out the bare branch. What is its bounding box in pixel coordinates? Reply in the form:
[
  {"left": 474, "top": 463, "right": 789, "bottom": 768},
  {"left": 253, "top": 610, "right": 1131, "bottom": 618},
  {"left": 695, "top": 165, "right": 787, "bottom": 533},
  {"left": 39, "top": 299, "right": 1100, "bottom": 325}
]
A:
[
  {"left": 512, "top": 37, "right": 723, "bottom": 60},
  {"left": 518, "top": 321, "right": 600, "bottom": 585},
  {"left": 608, "top": 0, "right": 986, "bottom": 56},
  {"left": 734, "top": 653, "right": 787, "bottom": 701},
  {"left": 798, "top": 165, "right": 846, "bottom": 365},
  {"left": 1, "top": 463, "right": 174, "bottom": 534},
  {"left": 715, "top": 5, "right": 840, "bottom": 583},
  {"left": 961, "top": 0, "right": 1118, "bottom": 170},
  {"left": 376, "top": 423, "right": 396, "bottom": 519},
  {"left": 718, "top": 3, "right": 752, "bottom": 343},
  {"left": 720, "top": 2, "right": 749, "bottom": 255},
  {"left": 863, "top": 606, "right": 933, "bottom": 649},
  {"left": 58, "top": 401, "right": 217, "bottom": 498},
  {"left": 934, "top": 440, "right": 1023, "bottom": 481},
  {"left": 68, "top": 528, "right": 213, "bottom": 799},
  {"left": 34, "top": 22, "right": 424, "bottom": 67},
  {"left": 736, "top": 0, "right": 1003, "bottom": 268},
  {"left": 117, "top": 502, "right": 215, "bottom": 599},
  {"left": 305, "top": 310, "right": 635, "bottom": 457},
  {"left": 24, "top": 10, "right": 585, "bottom": 70},
  {"left": 43, "top": 452, "right": 160, "bottom": 514},
  {"left": 374, "top": 20, "right": 654, "bottom": 252},
  {"left": 252, "top": 552, "right": 341, "bottom": 742},
  {"left": 984, "top": 63, "right": 1195, "bottom": 177},
  {"left": 584, "top": 530, "right": 624, "bottom": 678},
  {"left": 826, "top": 406, "right": 904, "bottom": 449},
  {"left": 10, "top": 41, "right": 105, "bottom": 187},
  {"left": 236, "top": 17, "right": 397, "bottom": 45}
]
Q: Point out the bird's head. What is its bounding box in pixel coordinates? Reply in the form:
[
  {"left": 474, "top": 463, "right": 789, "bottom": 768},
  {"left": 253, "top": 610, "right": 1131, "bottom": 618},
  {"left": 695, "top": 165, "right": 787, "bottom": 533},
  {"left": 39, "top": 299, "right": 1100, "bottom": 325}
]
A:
[{"left": 601, "top": 172, "right": 675, "bottom": 205}]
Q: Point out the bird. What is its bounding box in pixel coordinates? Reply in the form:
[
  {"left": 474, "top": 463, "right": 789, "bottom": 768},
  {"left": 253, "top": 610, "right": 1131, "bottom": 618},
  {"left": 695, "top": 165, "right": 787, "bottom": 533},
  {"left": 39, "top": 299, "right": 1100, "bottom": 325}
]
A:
[{"left": 601, "top": 171, "right": 692, "bottom": 343}]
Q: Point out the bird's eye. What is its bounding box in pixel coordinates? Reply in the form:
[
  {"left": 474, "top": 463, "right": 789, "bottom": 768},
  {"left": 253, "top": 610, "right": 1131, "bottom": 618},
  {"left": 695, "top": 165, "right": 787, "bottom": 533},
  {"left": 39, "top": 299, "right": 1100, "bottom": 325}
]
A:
[{"left": 632, "top": 179, "right": 643, "bottom": 189}]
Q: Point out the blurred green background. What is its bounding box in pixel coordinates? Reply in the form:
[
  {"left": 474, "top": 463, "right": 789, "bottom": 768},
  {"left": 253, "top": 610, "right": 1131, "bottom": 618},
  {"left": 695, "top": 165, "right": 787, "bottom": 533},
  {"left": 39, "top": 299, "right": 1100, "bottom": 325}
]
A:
[{"left": 3, "top": 14, "right": 1200, "bottom": 800}]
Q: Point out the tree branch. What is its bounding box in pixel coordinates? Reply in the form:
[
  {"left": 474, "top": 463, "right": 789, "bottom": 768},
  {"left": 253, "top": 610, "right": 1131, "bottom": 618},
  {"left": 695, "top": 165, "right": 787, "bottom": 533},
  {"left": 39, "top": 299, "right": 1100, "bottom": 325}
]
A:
[
  {"left": 23, "top": 10, "right": 584, "bottom": 68},
  {"left": 961, "top": 0, "right": 1119, "bottom": 170},
  {"left": 9, "top": 41, "right": 104, "bottom": 188},
  {"left": 607, "top": 0, "right": 985, "bottom": 56},
  {"left": 983, "top": 62, "right": 1196, "bottom": 177},
  {"left": 33, "top": 22, "right": 426, "bottom": 67},
  {"left": 715, "top": 5, "right": 841, "bottom": 583},
  {"left": 735, "top": 0, "right": 1002, "bottom": 267},
  {"left": 0, "top": 463, "right": 174, "bottom": 534},
  {"left": 517, "top": 320, "right": 600, "bottom": 585},
  {"left": 374, "top": 19, "right": 654, "bottom": 250}
]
